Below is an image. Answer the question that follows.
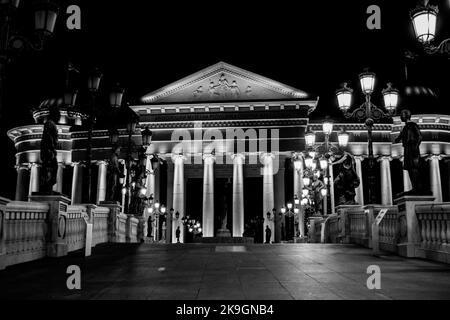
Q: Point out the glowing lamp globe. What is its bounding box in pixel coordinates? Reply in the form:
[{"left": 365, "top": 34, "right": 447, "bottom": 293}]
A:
[
  {"left": 382, "top": 83, "right": 399, "bottom": 112},
  {"left": 303, "top": 177, "right": 311, "bottom": 187},
  {"left": 359, "top": 71, "right": 376, "bottom": 95},
  {"left": 321, "top": 188, "right": 328, "bottom": 197},
  {"left": 337, "top": 128, "right": 350, "bottom": 147},
  {"left": 305, "top": 129, "right": 316, "bottom": 147},
  {"left": 319, "top": 157, "right": 328, "bottom": 170},
  {"left": 410, "top": 4, "right": 437, "bottom": 44},
  {"left": 322, "top": 122, "right": 333, "bottom": 136},
  {"left": 336, "top": 83, "right": 353, "bottom": 111},
  {"left": 287, "top": 203, "right": 293, "bottom": 210}
]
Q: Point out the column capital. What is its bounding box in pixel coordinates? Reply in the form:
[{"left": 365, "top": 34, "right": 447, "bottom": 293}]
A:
[
  {"left": 292, "top": 152, "right": 303, "bottom": 160},
  {"left": 29, "top": 163, "right": 41, "bottom": 169},
  {"left": 97, "top": 160, "right": 108, "bottom": 166},
  {"left": 260, "top": 152, "right": 275, "bottom": 163},
  {"left": 202, "top": 153, "right": 216, "bottom": 162},
  {"left": 377, "top": 156, "right": 392, "bottom": 162},
  {"left": 231, "top": 153, "right": 245, "bottom": 161},
  {"left": 426, "top": 154, "right": 443, "bottom": 161},
  {"left": 71, "top": 161, "right": 85, "bottom": 168},
  {"left": 171, "top": 153, "right": 187, "bottom": 163},
  {"left": 353, "top": 155, "right": 365, "bottom": 161}
]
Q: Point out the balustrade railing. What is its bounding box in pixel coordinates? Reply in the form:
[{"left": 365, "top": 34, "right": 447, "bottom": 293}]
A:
[
  {"left": 416, "top": 204, "right": 450, "bottom": 256},
  {"left": 1, "top": 201, "right": 49, "bottom": 268}
]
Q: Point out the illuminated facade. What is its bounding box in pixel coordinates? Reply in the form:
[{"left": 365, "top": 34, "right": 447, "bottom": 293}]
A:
[{"left": 7, "top": 62, "right": 450, "bottom": 243}]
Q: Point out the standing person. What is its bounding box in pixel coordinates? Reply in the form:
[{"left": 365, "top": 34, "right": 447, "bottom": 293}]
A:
[
  {"left": 265, "top": 225, "right": 272, "bottom": 244},
  {"left": 175, "top": 226, "right": 181, "bottom": 243}
]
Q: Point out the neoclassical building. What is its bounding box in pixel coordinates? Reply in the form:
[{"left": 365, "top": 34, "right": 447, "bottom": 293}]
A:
[{"left": 7, "top": 62, "right": 450, "bottom": 243}]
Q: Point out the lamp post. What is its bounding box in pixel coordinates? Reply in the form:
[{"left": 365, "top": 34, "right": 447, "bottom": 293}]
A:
[
  {"left": 336, "top": 72, "right": 399, "bottom": 204},
  {"left": 146, "top": 200, "right": 166, "bottom": 242},
  {"left": 0, "top": 0, "right": 59, "bottom": 124},
  {"left": 85, "top": 68, "right": 103, "bottom": 204},
  {"left": 301, "top": 121, "right": 349, "bottom": 215}
]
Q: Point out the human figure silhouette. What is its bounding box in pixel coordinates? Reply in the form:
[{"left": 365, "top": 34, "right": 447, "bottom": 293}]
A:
[{"left": 176, "top": 226, "right": 181, "bottom": 243}]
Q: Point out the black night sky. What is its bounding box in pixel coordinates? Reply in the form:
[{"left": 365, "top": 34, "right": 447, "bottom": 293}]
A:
[{"left": 1, "top": 0, "right": 450, "bottom": 198}]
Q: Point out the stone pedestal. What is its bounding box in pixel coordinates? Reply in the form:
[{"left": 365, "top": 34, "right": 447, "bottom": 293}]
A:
[
  {"left": 217, "top": 229, "right": 231, "bottom": 237},
  {"left": 394, "top": 195, "right": 435, "bottom": 257},
  {"left": 29, "top": 193, "right": 70, "bottom": 257},
  {"left": 99, "top": 201, "right": 123, "bottom": 243}
]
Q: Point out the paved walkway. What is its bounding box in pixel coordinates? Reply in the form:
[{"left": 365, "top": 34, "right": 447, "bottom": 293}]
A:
[{"left": 1, "top": 243, "right": 450, "bottom": 300}]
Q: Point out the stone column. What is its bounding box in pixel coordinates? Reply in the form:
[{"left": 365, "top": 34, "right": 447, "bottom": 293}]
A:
[
  {"left": 427, "top": 155, "right": 443, "bottom": 202},
  {"left": 28, "top": 163, "right": 41, "bottom": 196},
  {"left": 274, "top": 164, "right": 285, "bottom": 243},
  {"left": 15, "top": 164, "right": 30, "bottom": 201},
  {"left": 400, "top": 157, "right": 412, "bottom": 192},
  {"left": 232, "top": 153, "right": 245, "bottom": 237},
  {"left": 261, "top": 153, "right": 275, "bottom": 243},
  {"left": 354, "top": 156, "right": 364, "bottom": 205},
  {"left": 166, "top": 158, "right": 174, "bottom": 243},
  {"left": 172, "top": 154, "right": 186, "bottom": 243},
  {"left": 329, "top": 163, "right": 335, "bottom": 214},
  {"left": 71, "top": 162, "right": 84, "bottom": 204},
  {"left": 293, "top": 156, "right": 304, "bottom": 237},
  {"left": 379, "top": 156, "right": 393, "bottom": 205},
  {"left": 53, "top": 163, "right": 65, "bottom": 194},
  {"left": 96, "top": 161, "right": 107, "bottom": 203},
  {"left": 145, "top": 155, "right": 156, "bottom": 199},
  {"left": 202, "top": 154, "right": 215, "bottom": 237}
]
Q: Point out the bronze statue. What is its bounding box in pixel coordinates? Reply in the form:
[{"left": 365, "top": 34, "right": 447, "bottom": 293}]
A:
[
  {"left": 106, "top": 145, "right": 124, "bottom": 202},
  {"left": 334, "top": 154, "right": 360, "bottom": 205},
  {"left": 39, "top": 105, "right": 60, "bottom": 193},
  {"left": 395, "top": 109, "right": 423, "bottom": 194}
]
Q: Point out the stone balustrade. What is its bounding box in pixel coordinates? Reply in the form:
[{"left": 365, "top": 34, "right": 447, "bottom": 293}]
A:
[
  {"left": 322, "top": 214, "right": 341, "bottom": 243},
  {"left": 415, "top": 203, "right": 450, "bottom": 264},
  {"left": 307, "top": 216, "right": 325, "bottom": 243},
  {"left": 64, "top": 205, "right": 88, "bottom": 252},
  {"left": 0, "top": 201, "right": 49, "bottom": 269},
  {"left": 126, "top": 216, "right": 140, "bottom": 243}
]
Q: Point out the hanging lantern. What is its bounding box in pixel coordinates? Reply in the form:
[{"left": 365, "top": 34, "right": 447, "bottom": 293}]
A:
[
  {"left": 87, "top": 68, "right": 103, "bottom": 92},
  {"left": 280, "top": 207, "right": 286, "bottom": 214},
  {"left": 321, "top": 188, "right": 328, "bottom": 197},
  {"left": 302, "top": 188, "right": 309, "bottom": 197},
  {"left": 287, "top": 203, "right": 293, "bottom": 210},
  {"left": 294, "top": 194, "right": 300, "bottom": 205},
  {"left": 141, "top": 126, "right": 153, "bottom": 147}
]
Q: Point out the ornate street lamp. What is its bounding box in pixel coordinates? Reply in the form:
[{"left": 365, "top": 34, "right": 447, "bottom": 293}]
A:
[
  {"left": 411, "top": 2, "right": 437, "bottom": 44},
  {"left": 336, "top": 83, "right": 353, "bottom": 112},
  {"left": 110, "top": 84, "right": 125, "bottom": 109},
  {"left": 87, "top": 68, "right": 103, "bottom": 93},
  {"left": 337, "top": 128, "right": 350, "bottom": 148},
  {"left": 336, "top": 71, "right": 399, "bottom": 204},
  {"left": 382, "top": 83, "right": 400, "bottom": 113},
  {"left": 409, "top": 1, "right": 450, "bottom": 56},
  {"left": 33, "top": 1, "right": 59, "bottom": 37},
  {"left": 322, "top": 121, "right": 334, "bottom": 136},
  {"left": 305, "top": 128, "right": 316, "bottom": 147},
  {"left": 141, "top": 126, "right": 153, "bottom": 148}
]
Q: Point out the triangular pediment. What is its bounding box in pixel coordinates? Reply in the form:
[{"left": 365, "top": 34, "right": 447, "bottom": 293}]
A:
[{"left": 141, "top": 62, "right": 311, "bottom": 104}]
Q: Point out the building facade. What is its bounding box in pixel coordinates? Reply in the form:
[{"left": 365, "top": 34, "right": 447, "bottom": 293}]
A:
[{"left": 7, "top": 62, "right": 450, "bottom": 243}]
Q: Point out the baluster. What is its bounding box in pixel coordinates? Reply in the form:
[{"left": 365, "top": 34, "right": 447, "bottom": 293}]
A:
[
  {"left": 440, "top": 218, "right": 447, "bottom": 248},
  {"left": 419, "top": 214, "right": 426, "bottom": 246},
  {"left": 430, "top": 216, "right": 436, "bottom": 247},
  {"left": 425, "top": 217, "right": 431, "bottom": 247},
  {"left": 435, "top": 214, "right": 442, "bottom": 248},
  {"left": 446, "top": 217, "right": 450, "bottom": 249}
]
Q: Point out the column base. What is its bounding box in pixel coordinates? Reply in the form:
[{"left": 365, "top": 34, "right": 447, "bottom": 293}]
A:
[
  {"left": 217, "top": 229, "right": 232, "bottom": 237},
  {"left": 397, "top": 242, "right": 417, "bottom": 258}
]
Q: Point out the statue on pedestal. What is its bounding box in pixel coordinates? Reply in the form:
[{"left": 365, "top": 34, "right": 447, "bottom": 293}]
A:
[
  {"left": 334, "top": 154, "right": 360, "bottom": 205},
  {"left": 106, "top": 145, "right": 124, "bottom": 202},
  {"left": 395, "top": 109, "right": 424, "bottom": 195},
  {"left": 39, "top": 105, "right": 60, "bottom": 193}
]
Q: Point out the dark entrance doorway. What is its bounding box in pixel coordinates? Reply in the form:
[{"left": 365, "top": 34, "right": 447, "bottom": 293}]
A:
[
  {"left": 214, "top": 178, "right": 233, "bottom": 235},
  {"left": 243, "top": 177, "right": 263, "bottom": 243}
]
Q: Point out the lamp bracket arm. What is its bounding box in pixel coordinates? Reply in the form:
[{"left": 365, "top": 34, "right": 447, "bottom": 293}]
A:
[{"left": 424, "top": 38, "right": 450, "bottom": 57}]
